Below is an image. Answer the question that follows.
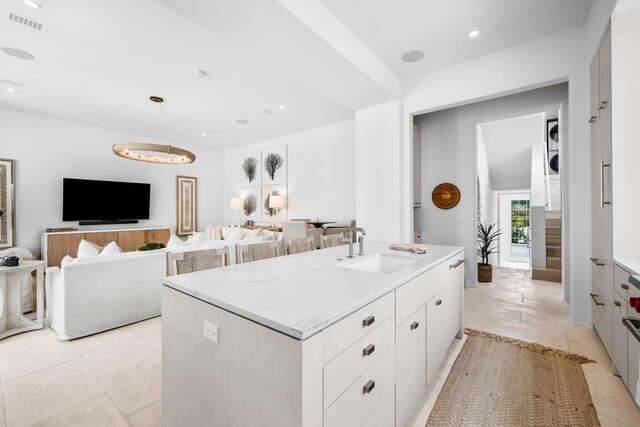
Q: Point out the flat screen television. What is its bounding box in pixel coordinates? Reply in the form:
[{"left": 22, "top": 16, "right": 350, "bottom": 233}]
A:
[{"left": 63, "top": 178, "right": 150, "bottom": 225}]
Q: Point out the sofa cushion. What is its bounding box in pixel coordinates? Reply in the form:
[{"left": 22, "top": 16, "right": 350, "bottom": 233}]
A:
[
  {"left": 77, "top": 239, "right": 101, "bottom": 258},
  {"left": 243, "top": 228, "right": 262, "bottom": 239},
  {"left": 186, "top": 233, "right": 204, "bottom": 245},
  {"left": 61, "top": 255, "right": 74, "bottom": 266},
  {"left": 100, "top": 241, "right": 123, "bottom": 256},
  {"left": 167, "top": 234, "right": 185, "bottom": 249}
]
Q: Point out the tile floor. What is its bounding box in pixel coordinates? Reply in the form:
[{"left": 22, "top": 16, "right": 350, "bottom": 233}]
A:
[{"left": 0, "top": 268, "right": 638, "bottom": 426}]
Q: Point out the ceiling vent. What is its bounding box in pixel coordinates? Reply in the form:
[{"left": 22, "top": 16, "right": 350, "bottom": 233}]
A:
[
  {"left": 9, "top": 13, "right": 43, "bottom": 30},
  {"left": 0, "top": 78, "right": 23, "bottom": 87}
]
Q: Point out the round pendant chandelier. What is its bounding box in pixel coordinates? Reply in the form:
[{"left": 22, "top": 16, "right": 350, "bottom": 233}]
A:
[{"left": 112, "top": 96, "right": 196, "bottom": 164}]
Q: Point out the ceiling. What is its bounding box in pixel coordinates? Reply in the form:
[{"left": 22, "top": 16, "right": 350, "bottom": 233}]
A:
[
  {"left": 0, "top": 0, "right": 593, "bottom": 150},
  {"left": 319, "top": 0, "right": 593, "bottom": 80},
  {"left": 480, "top": 114, "right": 544, "bottom": 188}
]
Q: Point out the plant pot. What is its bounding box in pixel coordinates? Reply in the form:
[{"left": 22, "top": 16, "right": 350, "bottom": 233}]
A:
[{"left": 478, "top": 263, "right": 493, "bottom": 282}]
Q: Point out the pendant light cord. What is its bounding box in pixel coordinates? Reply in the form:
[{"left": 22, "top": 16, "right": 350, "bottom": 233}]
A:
[{"left": 119, "top": 101, "right": 152, "bottom": 144}]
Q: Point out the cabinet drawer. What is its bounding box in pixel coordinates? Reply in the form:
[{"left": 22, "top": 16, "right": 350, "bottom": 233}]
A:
[
  {"left": 396, "top": 305, "right": 426, "bottom": 427},
  {"left": 614, "top": 264, "right": 632, "bottom": 306},
  {"left": 362, "top": 386, "right": 395, "bottom": 427},
  {"left": 324, "top": 316, "right": 395, "bottom": 409},
  {"left": 323, "top": 292, "right": 395, "bottom": 363},
  {"left": 324, "top": 347, "right": 395, "bottom": 427},
  {"left": 591, "top": 293, "right": 612, "bottom": 359},
  {"left": 396, "top": 258, "right": 448, "bottom": 327}
]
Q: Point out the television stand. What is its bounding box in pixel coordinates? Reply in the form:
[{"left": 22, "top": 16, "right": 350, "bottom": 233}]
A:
[{"left": 79, "top": 219, "right": 139, "bottom": 226}]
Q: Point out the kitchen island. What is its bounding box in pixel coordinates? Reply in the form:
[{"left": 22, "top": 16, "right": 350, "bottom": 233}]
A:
[{"left": 162, "top": 242, "right": 464, "bottom": 427}]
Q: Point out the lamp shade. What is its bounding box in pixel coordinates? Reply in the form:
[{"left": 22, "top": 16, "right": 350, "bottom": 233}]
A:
[
  {"left": 230, "top": 197, "right": 245, "bottom": 210},
  {"left": 269, "top": 195, "right": 285, "bottom": 209}
]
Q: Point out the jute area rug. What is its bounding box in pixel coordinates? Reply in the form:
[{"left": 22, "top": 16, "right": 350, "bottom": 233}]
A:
[{"left": 427, "top": 328, "right": 600, "bottom": 426}]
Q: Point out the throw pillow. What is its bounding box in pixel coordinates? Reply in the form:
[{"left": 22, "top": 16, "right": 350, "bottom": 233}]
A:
[
  {"left": 243, "top": 229, "right": 262, "bottom": 239},
  {"left": 204, "top": 225, "right": 215, "bottom": 241},
  {"left": 61, "top": 255, "right": 74, "bottom": 266},
  {"left": 221, "top": 226, "right": 231, "bottom": 240},
  {"left": 214, "top": 225, "right": 223, "bottom": 240},
  {"left": 226, "top": 227, "right": 245, "bottom": 240},
  {"left": 100, "top": 241, "right": 123, "bottom": 256},
  {"left": 186, "top": 233, "right": 204, "bottom": 245},
  {"left": 77, "top": 239, "right": 100, "bottom": 258},
  {"left": 167, "top": 234, "right": 185, "bottom": 249}
]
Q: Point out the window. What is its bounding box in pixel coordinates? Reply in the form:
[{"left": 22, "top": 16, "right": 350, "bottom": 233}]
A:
[{"left": 510, "top": 200, "right": 530, "bottom": 259}]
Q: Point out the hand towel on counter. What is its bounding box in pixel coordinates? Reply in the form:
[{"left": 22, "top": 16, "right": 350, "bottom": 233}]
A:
[{"left": 390, "top": 243, "right": 428, "bottom": 254}]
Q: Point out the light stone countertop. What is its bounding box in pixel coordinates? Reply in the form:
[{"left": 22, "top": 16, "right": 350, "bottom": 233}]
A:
[
  {"left": 163, "top": 241, "right": 463, "bottom": 340},
  {"left": 615, "top": 259, "right": 640, "bottom": 275}
]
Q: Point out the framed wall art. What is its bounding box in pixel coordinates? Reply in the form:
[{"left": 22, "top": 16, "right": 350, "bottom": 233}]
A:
[
  {"left": 176, "top": 176, "right": 197, "bottom": 236},
  {"left": 0, "top": 159, "right": 16, "bottom": 249},
  {"left": 240, "top": 151, "right": 261, "bottom": 187},
  {"left": 240, "top": 187, "right": 262, "bottom": 223},
  {"left": 262, "top": 145, "right": 287, "bottom": 185}
]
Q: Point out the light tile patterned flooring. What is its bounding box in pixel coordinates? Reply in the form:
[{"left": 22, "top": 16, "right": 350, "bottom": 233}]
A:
[{"left": 0, "top": 269, "right": 638, "bottom": 426}]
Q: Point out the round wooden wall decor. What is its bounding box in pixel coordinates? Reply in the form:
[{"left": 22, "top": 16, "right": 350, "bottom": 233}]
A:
[{"left": 432, "top": 183, "right": 461, "bottom": 209}]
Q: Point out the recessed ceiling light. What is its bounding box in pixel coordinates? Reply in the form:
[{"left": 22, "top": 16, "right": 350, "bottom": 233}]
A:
[
  {"left": 1, "top": 47, "right": 35, "bottom": 60},
  {"left": 201, "top": 132, "right": 207, "bottom": 136},
  {"left": 23, "top": 0, "right": 41, "bottom": 9},
  {"left": 278, "top": 105, "right": 285, "bottom": 110},
  {"left": 236, "top": 119, "right": 249, "bottom": 124},
  {"left": 468, "top": 30, "right": 480, "bottom": 38},
  {"left": 6, "top": 88, "right": 16, "bottom": 93},
  {"left": 401, "top": 50, "right": 424, "bottom": 63}
]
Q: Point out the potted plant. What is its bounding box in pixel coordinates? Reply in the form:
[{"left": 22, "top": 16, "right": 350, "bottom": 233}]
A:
[{"left": 477, "top": 222, "right": 501, "bottom": 282}]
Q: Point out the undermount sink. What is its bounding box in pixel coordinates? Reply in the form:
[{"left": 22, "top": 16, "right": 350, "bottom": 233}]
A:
[{"left": 338, "top": 253, "right": 419, "bottom": 274}]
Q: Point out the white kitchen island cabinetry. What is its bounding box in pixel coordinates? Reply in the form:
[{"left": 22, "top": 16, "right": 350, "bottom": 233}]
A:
[{"left": 162, "top": 242, "right": 464, "bottom": 427}]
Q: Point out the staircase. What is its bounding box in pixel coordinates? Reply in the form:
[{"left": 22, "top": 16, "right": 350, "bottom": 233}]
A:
[{"left": 532, "top": 211, "right": 562, "bottom": 282}]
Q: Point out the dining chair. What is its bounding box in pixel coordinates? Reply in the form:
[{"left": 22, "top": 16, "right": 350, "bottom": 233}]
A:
[
  {"left": 285, "top": 237, "right": 315, "bottom": 255},
  {"left": 320, "top": 233, "right": 347, "bottom": 249},
  {"left": 236, "top": 241, "right": 281, "bottom": 264},
  {"left": 167, "top": 247, "right": 229, "bottom": 276}
]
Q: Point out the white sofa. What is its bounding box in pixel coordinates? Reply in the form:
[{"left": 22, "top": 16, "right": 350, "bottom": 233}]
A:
[{"left": 46, "top": 250, "right": 166, "bottom": 340}]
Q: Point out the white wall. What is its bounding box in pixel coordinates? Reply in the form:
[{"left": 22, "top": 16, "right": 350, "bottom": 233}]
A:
[
  {"left": 475, "top": 127, "right": 497, "bottom": 265},
  {"left": 355, "top": 102, "right": 402, "bottom": 242},
  {"left": 0, "top": 109, "right": 224, "bottom": 256},
  {"left": 222, "top": 119, "right": 355, "bottom": 226},
  {"left": 413, "top": 84, "right": 568, "bottom": 288}
]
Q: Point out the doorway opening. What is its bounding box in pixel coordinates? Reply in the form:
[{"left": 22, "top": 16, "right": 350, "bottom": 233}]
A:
[{"left": 498, "top": 192, "right": 531, "bottom": 269}]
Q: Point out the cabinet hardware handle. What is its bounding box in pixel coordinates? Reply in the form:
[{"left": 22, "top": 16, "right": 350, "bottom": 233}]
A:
[
  {"left": 435, "top": 299, "right": 442, "bottom": 306},
  {"left": 589, "top": 293, "right": 605, "bottom": 306},
  {"left": 450, "top": 259, "right": 464, "bottom": 269},
  {"left": 600, "top": 162, "right": 611, "bottom": 207},
  {"left": 363, "top": 380, "right": 375, "bottom": 394},
  {"left": 363, "top": 344, "right": 375, "bottom": 356},
  {"left": 411, "top": 321, "right": 419, "bottom": 330},
  {"left": 598, "top": 100, "right": 608, "bottom": 110},
  {"left": 588, "top": 115, "right": 597, "bottom": 123},
  {"left": 589, "top": 258, "right": 605, "bottom": 266},
  {"left": 363, "top": 316, "right": 375, "bottom": 327},
  {"left": 621, "top": 284, "right": 629, "bottom": 290},
  {"left": 614, "top": 301, "right": 622, "bottom": 307}
]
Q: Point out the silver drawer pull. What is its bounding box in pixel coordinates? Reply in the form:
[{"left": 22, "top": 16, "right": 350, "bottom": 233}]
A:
[
  {"left": 449, "top": 259, "right": 464, "bottom": 269},
  {"left": 363, "top": 316, "right": 375, "bottom": 327},
  {"left": 621, "top": 284, "right": 629, "bottom": 290},
  {"left": 598, "top": 100, "right": 608, "bottom": 110},
  {"left": 363, "top": 344, "right": 375, "bottom": 357},
  {"left": 588, "top": 115, "right": 597, "bottom": 123},
  {"left": 589, "top": 293, "right": 605, "bottom": 306},
  {"left": 410, "top": 321, "right": 419, "bottom": 330},
  {"left": 589, "top": 258, "right": 605, "bottom": 266},
  {"left": 614, "top": 301, "right": 622, "bottom": 307},
  {"left": 363, "top": 380, "right": 375, "bottom": 394},
  {"left": 435, "top": 299, "right": 442, "bottom": 306},
  {"left": 600, "top": 162, "right": 611, "bottom": 207}
]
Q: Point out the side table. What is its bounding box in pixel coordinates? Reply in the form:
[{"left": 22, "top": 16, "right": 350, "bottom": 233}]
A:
[{"left": 0, "top": 260, "right": 45, "bottom": 340}]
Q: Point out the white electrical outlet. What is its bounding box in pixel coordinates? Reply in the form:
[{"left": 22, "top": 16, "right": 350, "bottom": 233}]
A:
[{"left": 203, "top": 321, "right": 219, "bottom": 343}]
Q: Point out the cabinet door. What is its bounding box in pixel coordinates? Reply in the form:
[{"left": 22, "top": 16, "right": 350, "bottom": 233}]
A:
[
  {"left": 426, "top": 287, "right": 448, "bottom": 386},
  {"left": 47, "top": 233, "right": 86, "bottom": 267},
  {"left": 589, "top": 52, "right": 600, "bottom": 123},
  {"left": 117, "top": 230, "right": 148, "bottom": 252},
  {"left": 396, "top": 306, "right": 426, "bottom": 427},
  {"left": 591, "top": 292, "right": 612, "bottom": 359},
  {"left": 149, "top": 228, "right": 170, "bottom": 246},
  {"left": 85, "top": 232, "right": 118, "bottom": 248},
  {"left": 446, "top": 255, "right": 464, "bottom": 339},
  {"left": 613, "top": 296, "right": 628, "bottom": 385},
  {"left": 413, "top": 126, "right": 422, "bottom": 207}
]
